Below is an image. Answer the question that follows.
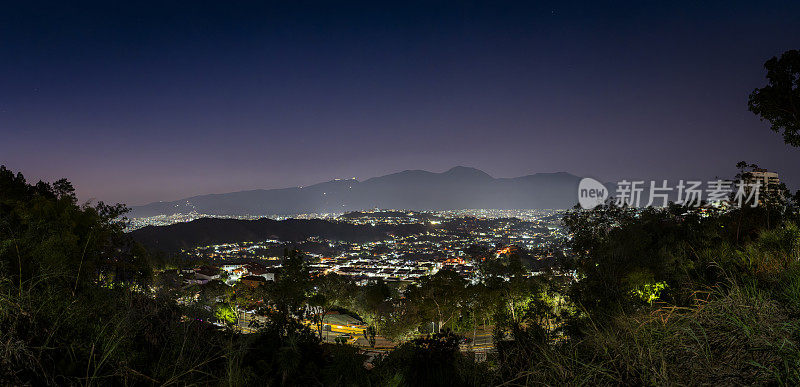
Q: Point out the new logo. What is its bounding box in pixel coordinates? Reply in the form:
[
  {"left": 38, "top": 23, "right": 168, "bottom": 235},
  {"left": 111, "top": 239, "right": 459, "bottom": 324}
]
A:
[{"left": 578, "top": 178, "right": 608, "bottom": 209}]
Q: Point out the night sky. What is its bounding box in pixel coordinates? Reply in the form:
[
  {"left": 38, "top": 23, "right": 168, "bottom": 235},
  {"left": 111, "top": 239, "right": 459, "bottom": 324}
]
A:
[{"left": 2, "top": 1, "right": 799, "bottom": 205}]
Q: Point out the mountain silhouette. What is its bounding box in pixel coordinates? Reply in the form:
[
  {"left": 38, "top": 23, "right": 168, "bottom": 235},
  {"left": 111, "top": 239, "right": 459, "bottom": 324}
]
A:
[{"left": 129, "top": 167, "right": 589, "bottom": 217}]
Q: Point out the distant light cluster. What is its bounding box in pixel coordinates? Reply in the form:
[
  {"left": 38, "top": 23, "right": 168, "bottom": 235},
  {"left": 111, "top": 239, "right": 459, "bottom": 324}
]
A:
[
  {"left": 125, "top": 208, "right": 567, "bottom": 231},
  {"left": 179, "top": 210, "right": 570, "bottom": 284}
]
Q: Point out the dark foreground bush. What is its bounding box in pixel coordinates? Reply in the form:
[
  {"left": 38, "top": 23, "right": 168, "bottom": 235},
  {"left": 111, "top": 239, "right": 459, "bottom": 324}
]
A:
[{"left": 3, "top": 165, "right": 800, "bottom": 386}]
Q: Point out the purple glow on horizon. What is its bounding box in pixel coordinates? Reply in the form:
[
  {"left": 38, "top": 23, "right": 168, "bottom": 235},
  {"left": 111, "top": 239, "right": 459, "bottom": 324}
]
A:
[{"left": 1, "top": 1, "right": 799, "bottom": 205}]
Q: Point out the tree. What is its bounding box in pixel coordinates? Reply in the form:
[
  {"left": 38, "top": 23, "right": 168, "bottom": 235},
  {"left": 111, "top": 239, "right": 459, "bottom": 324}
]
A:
[
  {"left": 379, "top": 299, "right": 421, "bottom": 342},
  {"left": 372, "top": 331, "right": 492, "bottom": 386},
  {"left": 733, "top": 161, "right": 794, "bottom": 231},
  {"left": 749, "top": 49, "right": 800, "bottom": 146},
  {"left": 478, "top": 247, "right": 527, "bottom": 285},
  {"left": 199, "top": 279, "right": 231, "bottom": 304},
  {"left": 405, "top": 270, "right": 467, "bottom": 333},
  {"left": 0, "top": 166, "right": 136, "bottom": 291},
  {"left": 561, "top": 204, "right": 695, "bottom": 319},
  {"left": 351, "top": 279, "right": 394, "bottom": 339},
  {"left": 0, "top": 167, "right": 242, "bottom": 385},
  {"left": 215, "top": 303, "right": 237, "bottom": 325},
  {"left": 266, "top": 249, "right": 311, "bottom": 320},
  {"left": 308, "top": 273, "right": 354, "bottom": 338},
  {"left": 364, "top": 325, "right": 377, "bottom": 348}
]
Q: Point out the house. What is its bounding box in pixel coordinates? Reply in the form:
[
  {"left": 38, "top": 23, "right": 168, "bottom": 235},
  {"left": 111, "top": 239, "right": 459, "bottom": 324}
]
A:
[
  {"left": 193, "top": 266, "right": 220, "bottom": 284},
  {"left": 245, "top": 262, "right": 268, "bottom": 275},
  {"left": 240, "top": 275, "right": 268, "bottom": 288}
]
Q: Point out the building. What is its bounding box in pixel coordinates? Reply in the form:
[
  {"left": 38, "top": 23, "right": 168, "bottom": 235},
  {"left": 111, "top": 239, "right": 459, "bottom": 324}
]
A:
[
  {"left": 240, "top": 275, "right": 269, "bottom": 288},
  {"left": 746, "top": 169, "right": 782, "bottom": 203},
  {"left": 749, "top": 169, "right": 780, "bottom": 190},
  {"left": 193, "top": 266, "right": 221, "bottom": 284}
]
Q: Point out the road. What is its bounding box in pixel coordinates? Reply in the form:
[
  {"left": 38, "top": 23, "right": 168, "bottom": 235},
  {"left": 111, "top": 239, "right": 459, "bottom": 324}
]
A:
[
  {"left": 466, "top": 329, "right": 494, "bottom": 351},
  {"left": 234, "top": 310, "right": 495, "bottom": 353}
]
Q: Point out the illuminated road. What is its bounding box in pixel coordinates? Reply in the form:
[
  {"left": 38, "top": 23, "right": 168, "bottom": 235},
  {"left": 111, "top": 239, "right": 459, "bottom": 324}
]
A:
[
  {"left": 234, "top": 310, "right": 495, "bottom": 353},
  {"left": 467, "top": 330, "right": 494, "bottom": 351}
]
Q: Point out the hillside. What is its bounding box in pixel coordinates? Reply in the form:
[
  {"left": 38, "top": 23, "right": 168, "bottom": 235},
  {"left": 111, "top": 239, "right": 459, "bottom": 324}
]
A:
[{"left": 130, "top": 217, "right": 429, "bottom": 252}]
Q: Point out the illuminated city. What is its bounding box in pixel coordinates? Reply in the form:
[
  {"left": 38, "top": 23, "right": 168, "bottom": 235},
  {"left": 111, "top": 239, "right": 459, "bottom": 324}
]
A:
[
  {"left": 166, "top": 209, "right": 568, "bottom": 283},
  {"left": 2, "top": 1, "right": 800, "bottom": 385}
]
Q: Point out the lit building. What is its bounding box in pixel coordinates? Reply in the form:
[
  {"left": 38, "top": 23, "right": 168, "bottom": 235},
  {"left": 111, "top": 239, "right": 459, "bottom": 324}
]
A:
[
  {"left": 748, "top": 169, "right": 781, "bottom": 198},
  {"left": 749, "top": 169, "right": 779, "bottom": 187}
]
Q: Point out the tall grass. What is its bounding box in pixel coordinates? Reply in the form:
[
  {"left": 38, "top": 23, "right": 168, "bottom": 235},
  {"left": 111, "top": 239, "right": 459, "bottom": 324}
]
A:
[
  {"left": 500, "top": 224, "right": 800, "bottom": 386},
  {"left": 0, "top": 266, "right": 244, "bottom": 385}
]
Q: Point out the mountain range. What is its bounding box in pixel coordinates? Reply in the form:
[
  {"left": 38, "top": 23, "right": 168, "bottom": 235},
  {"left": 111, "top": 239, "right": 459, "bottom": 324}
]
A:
[{"left": 129, "top": 167, "right": 590, "bottom": 217}]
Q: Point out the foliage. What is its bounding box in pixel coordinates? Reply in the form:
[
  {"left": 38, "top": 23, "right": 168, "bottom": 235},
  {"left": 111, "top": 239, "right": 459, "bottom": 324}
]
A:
[
  {"left": 215, "top": 303, "right": 237, "bottom": 325},
  {"left": 749, "top": 49, "right": 800, "bottom": 147},
  {"left": 506, "top": 282, "right": 800, "bottom": 385},
  {"left": 266, "top": 249, "right": 311, "bottom": 319},
  {"left": 405, "top": 269, "right": 467, "bottom": 333},
  {"left": 308, "top": 273, "right": 355, "bottom": 338},
  {"left": 4, "top": 163, "right": 800, "bottom": 385},
  {"left": 372, "top": 331, "right": 492, "bottom": 386}
]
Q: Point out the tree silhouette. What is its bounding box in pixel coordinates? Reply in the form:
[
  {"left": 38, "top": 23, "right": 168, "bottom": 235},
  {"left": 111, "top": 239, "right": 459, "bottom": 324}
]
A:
[
  {"left": 308, "top": 273, "right": 354, "bottom": 338},
  {"left": 749, "top": 49, "right": 800, "bottom": 146}
]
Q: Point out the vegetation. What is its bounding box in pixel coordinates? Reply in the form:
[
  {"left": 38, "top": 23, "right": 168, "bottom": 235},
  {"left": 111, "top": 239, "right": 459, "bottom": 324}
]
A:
[
  {"left": 4, "top": 161, "right": 800, "bottom": 385},
  {"left": 749, "top": 49, "right": 800, "bottom": 147}
]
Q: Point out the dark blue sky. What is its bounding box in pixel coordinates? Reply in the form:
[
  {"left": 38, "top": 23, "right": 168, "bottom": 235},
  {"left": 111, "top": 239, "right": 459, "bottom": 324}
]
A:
[{"left": 2, "top": 1, "right": 799, "bottom": 205}]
